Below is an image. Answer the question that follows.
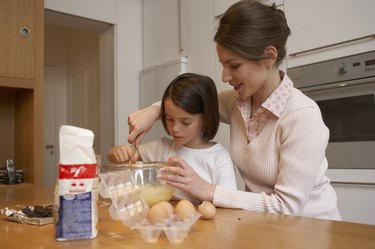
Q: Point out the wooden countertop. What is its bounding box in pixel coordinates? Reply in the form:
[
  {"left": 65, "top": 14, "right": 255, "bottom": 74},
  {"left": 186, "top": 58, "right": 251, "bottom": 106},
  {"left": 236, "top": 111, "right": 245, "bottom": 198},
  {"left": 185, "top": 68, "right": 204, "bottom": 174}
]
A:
[{"left": 1, "top": 184, "right": 375, "bottom": 249}]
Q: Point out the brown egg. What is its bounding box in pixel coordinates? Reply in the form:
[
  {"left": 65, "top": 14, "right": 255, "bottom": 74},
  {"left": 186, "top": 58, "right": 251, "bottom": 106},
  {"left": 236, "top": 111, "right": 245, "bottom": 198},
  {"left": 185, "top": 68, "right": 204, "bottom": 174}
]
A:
[
  {"left": 174, "top": 199, "right": 196, "bottom": 220},
  {"left": 198, "top": 201, "right": 216, "bottom": 219},
  {"left": 147, "top": 203, "right": 169, "bottom": 224},
  {"left": 157, "top": 201, "right": 174, "bottom": 216}
]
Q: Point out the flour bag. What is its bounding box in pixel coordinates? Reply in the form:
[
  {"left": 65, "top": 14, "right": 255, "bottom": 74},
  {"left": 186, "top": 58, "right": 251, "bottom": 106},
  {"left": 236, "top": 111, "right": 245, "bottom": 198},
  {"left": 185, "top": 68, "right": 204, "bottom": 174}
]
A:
[{"left": 55, "top": 125, "right": 98, "bottom": 241}]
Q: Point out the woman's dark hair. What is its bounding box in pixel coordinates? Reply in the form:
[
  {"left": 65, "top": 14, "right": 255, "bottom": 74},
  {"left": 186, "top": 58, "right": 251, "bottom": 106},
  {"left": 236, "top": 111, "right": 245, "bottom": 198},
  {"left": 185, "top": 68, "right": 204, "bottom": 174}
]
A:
[
  {"left": 161, "top": 73, "right": 219, "bottom": 141},
  {"left": 214, "top": 0, "right": 291, "bottom": 65}
]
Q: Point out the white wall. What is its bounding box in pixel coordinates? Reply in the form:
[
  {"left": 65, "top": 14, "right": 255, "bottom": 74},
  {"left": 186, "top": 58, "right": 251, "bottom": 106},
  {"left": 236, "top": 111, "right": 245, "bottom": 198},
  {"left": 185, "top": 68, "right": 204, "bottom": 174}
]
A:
[
  {"left": 115, "top": 0, "right": 143, "bottom": 145},
  {"left": 45, "top": 0, "right": 143, "bottom": 146}
]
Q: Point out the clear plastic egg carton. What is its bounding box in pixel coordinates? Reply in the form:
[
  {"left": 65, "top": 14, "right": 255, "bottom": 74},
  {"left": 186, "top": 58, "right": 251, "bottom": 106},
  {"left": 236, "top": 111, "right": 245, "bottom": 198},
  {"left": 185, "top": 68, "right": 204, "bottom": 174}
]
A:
[
  {"left": 134, "top": 213, "right": 201, "bottom": 243},
  {"left": 98, "top": 170, "right": 149, "bottom": 228},
  {"left": 98, "top": 170, "right": 201, "bottom": 243}
]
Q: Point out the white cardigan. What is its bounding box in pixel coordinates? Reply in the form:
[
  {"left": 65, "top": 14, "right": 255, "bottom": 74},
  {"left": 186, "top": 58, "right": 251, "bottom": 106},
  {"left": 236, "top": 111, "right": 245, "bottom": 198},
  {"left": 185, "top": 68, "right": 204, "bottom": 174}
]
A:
[{"left": 214, "top": 74, "right": 341, "bottom": 220}]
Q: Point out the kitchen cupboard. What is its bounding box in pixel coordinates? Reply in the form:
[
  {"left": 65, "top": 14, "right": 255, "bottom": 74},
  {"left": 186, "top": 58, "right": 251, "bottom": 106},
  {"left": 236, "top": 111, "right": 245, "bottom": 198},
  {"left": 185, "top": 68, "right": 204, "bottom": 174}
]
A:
[
  {"left": 0, "top": 0, "right": 44, "bottom": 184},
  {"left": 332, "top": 183, "right": 375, "bottom": 225},
  {"left": 142, "top": 0, "right": 181, "bottom": 68},
  {"left": 284, "top": 0, "right": 375, "bottom": 68}
]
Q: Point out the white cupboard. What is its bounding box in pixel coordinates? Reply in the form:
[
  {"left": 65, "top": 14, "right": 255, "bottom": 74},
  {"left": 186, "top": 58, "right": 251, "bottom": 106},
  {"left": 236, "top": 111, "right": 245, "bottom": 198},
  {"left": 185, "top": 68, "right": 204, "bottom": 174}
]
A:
[
  {"left": 284, "top": 0, "right": 375, "bottom": 68},
  {"left": 332, "top": 183, "right": 375, "bottom": 225},
  {"left": 142, "top": 0, "right": 181, "bottom": 68}
]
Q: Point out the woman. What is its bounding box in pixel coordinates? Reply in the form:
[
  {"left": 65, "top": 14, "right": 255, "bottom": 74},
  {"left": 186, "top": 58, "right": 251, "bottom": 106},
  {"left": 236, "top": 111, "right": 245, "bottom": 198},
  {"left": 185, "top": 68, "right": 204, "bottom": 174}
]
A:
[
  {"left": 108, "top": 73, "right": 237, "bottom": 202},
  {"left": 127, "top": 0, "right": 341, "bottom": 220}
]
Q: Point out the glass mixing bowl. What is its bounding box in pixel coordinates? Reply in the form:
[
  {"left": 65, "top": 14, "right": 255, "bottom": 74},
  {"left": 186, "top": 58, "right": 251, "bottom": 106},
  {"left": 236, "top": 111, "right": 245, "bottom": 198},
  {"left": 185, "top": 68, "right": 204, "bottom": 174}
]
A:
[{"left": 103, "top": 162, "right": 175, "bottom": 206}]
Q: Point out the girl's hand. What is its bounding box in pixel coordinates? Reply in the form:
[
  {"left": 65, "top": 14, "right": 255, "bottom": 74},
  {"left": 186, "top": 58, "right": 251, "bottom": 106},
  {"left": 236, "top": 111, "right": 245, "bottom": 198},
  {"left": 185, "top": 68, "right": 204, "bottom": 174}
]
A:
[
  {"left": 160, "top": 157, "right": 216, "bottom": 202},
  {"left": 107, "top": 145, "right": 139, "bottom": 164},
  {"left": 128, "top": 105, "right": 161, "bottom": 147}
]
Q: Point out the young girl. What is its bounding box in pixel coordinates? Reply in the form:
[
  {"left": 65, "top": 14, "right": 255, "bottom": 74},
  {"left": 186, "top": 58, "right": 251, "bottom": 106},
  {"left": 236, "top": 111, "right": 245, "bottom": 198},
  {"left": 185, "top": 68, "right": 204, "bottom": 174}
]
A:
[{"left": 107, "top": 73, "right": 237, "bottom": 202}]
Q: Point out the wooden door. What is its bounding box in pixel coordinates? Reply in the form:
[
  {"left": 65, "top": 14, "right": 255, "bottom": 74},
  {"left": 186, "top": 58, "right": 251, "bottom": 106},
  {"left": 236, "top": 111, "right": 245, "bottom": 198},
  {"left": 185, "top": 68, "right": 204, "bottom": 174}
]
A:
[{"left": 44, "top": 65, "right": 58, "bottom": 186}]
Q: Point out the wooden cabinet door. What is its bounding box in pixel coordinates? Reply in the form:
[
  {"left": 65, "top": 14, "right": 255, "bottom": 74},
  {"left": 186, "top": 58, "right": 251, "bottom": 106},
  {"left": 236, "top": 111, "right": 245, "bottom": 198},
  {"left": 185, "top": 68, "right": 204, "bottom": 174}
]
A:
[
  {"left": 0, "top": 0, "right": 35, "bottom": 79},
  {"left": 0, "top": 0, "right": 44, "bottom": 184}
]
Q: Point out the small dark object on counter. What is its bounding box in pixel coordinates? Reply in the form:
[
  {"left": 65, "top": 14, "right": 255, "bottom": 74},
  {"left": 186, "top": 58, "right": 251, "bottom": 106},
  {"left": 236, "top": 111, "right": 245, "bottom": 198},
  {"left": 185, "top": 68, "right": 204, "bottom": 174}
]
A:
[
  {"left": 4, "top": 159, "right": 18, "bottom": 185},
  {"left": 21, "top": 205, "right": 53, "bottom": 218},
  {"left": 0, "top": 166, "right": 24, "bottom": 184}
]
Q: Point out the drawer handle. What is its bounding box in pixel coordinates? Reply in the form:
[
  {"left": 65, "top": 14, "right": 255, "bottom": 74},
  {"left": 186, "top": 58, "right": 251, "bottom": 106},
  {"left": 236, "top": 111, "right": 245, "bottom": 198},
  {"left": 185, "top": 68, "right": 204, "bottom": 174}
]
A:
[
  {"left": 20, "top": 27, "right": 31, "bottom": 37},
  {"left": 332, "top": 181, "right": 375, "bottom": 186},
  {"left": 289, "top": 34, "right": 375, "bottom": 57}
]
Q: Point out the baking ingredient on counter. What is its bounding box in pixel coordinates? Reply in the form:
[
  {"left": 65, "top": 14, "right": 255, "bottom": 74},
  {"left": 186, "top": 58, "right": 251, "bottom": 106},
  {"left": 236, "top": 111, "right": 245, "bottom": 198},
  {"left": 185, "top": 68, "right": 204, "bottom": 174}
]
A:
[
  {"left": 22, "top": 205, "right": 53, "bottom": 217},
  {"left": 140, "top": 184, "right": 175, "bottom": 206},
  {"left": 55, "top": 125, "right": 99, "bottom": 241},
  {"left": 157, "top": 201, "right": 174, "bottom": 216},
  {"left": 1, "top": 205, "right": 54, "bottom": 226},
  {"left": 98, "top": 169, "right": 149, "bottom": 228},
  {"left": 147, "top": 199, "right": 199, "bottom": 224},
  {"left": 103, "top": 163, "right": 175, "bottom": 206},
  {"left": 175, "top": 199, "right": 196, "bottom": 220},
  {"left": 198, "top": 201, "right": 216, "bottom": 219},
  {"left": 147, "top": 202, "right": 170, "bottom": 225}
]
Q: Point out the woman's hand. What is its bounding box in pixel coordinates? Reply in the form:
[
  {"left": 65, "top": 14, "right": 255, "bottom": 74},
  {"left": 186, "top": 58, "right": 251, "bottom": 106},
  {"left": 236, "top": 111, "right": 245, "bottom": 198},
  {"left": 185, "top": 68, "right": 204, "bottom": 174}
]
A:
[
  {"left": 128, "top": 104, "right": 161, "bottom": 147},
  {"left": 107, "top": 145, "right": 139, "bottom": 164},
  {"left": 160, "top": 157, "right": 216, "bottom": 202}
]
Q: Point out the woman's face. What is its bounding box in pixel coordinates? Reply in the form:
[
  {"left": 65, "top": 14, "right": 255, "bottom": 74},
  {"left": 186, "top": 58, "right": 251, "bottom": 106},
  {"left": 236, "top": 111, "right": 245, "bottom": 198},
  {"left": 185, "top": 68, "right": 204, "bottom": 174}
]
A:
[
  {"left": 164, "top": 98, "right": 204, "bottom": 148},
  {"left": 216, "top": 44, "right": 270, "bottom": 101}
]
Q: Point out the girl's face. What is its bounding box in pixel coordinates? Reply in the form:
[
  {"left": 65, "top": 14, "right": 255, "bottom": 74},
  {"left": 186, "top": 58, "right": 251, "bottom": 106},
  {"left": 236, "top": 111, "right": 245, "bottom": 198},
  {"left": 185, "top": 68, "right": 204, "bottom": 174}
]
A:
[
  {"left": 164, "top": 98, "right": 205, "bottom": 148},
  {"left": 216, "top": 44, "right": 271, "bottom": 102}
]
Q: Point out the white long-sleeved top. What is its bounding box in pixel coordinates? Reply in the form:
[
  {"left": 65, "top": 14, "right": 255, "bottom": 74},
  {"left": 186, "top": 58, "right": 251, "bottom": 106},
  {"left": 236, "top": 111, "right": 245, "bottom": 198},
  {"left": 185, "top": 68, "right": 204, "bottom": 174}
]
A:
[
  {"left": 138, "top": 137, "right": 237, "bottom": 203},
  {"left": 214, "top": 74, "right": 341, "bottom": 220}
]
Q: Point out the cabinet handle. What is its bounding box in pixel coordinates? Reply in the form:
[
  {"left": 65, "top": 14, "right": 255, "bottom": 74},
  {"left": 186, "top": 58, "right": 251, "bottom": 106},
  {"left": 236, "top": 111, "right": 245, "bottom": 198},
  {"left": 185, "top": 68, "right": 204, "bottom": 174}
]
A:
[
  {"left": 20, "top": 27, "right": 31, "bottom": 37},
  {"left": 45, "top": 145, "right": 54, "bottom": 149},
  {"left": 289, "top": 34, "right": 375, "bottom": 57},
  {"left": 332, "top": 181, "right": 375, "bottom": 186}
]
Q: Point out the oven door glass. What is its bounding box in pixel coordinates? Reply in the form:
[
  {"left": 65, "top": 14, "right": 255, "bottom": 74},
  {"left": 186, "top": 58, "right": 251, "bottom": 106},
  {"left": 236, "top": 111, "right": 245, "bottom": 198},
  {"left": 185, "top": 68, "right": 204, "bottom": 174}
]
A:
[
  {"left": 317, "top": 94, "right": 375, "bottom": 142},
  {"left": 305, "top": 82, "right": 375, "bottom": 170}
]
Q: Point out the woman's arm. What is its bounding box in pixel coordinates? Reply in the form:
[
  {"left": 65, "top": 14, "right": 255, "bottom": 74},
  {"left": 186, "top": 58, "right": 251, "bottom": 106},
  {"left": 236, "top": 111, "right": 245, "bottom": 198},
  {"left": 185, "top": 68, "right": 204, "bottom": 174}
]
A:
[{"left": 128, "top": 104, "right": 161, "bottom": 146}]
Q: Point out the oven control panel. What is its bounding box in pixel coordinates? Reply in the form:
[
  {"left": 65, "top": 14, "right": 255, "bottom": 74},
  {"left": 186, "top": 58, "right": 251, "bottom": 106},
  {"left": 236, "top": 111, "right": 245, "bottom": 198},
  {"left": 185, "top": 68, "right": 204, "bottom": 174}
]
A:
[{"left": 288, "top": 50, "right": 375, "bottom": 89}]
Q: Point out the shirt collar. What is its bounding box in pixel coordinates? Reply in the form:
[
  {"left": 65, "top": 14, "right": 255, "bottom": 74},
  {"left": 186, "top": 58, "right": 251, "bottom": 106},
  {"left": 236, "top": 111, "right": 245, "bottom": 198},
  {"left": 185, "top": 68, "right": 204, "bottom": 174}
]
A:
[
  {"left": 261, "top": 72, "right": 293, "bottom": 118},
  {"left": 236, "top": 71, "right": 294, "bottom": 118}
]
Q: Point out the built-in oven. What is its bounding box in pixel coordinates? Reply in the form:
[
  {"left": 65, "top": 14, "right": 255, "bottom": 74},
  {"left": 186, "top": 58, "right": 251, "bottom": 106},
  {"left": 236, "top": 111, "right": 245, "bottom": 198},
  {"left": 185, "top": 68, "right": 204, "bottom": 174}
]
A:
[
  {"left": 288, "top": 50, "right": 375, "bottom": 184},
  {"left": 288, "top": 51, "right": 375, "bottom": 225}
]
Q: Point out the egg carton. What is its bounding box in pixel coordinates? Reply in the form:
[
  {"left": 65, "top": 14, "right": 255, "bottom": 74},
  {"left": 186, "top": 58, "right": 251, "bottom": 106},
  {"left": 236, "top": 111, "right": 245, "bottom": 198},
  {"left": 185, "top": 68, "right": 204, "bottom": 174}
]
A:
[
  {"left": 134, "top": 213, "right": 201, "bottom": 243},
  {"left": 98, "top": 170, "right": 201, "bottom": 243},
  {"left": 98, "top": 170, "right": 149, "bottom": 228}
]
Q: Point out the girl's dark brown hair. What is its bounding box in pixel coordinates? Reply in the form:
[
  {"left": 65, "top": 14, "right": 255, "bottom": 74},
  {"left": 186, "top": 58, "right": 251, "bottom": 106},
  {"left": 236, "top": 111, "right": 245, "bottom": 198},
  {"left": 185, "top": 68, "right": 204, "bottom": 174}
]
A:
[
  {"left": 161, "top": 73, "right": 219, "bottom": 141},
  {"left": 214, "top": 0, "right": 291, "bottom": 65}
]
